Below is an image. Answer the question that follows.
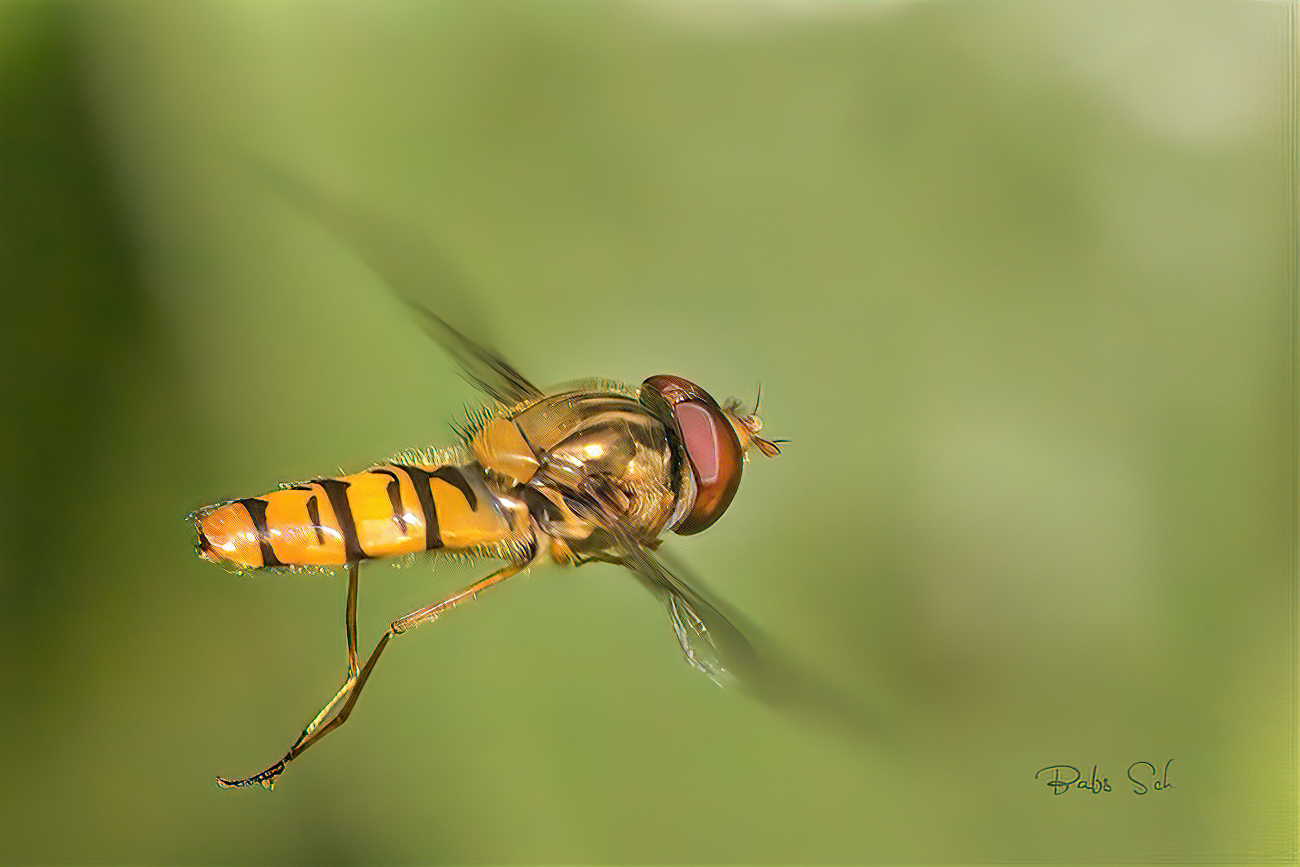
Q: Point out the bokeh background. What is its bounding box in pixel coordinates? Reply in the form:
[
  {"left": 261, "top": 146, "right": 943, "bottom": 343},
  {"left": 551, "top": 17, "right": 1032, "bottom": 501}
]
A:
[{"left": 1, "top": 1, "right": 1294, "bottom": 863}]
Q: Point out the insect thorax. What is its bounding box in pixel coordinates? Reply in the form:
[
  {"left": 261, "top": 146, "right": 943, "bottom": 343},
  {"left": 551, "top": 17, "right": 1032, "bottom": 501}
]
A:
[{"left": 469, "top": 389, "right": 686, "bottom": 554}]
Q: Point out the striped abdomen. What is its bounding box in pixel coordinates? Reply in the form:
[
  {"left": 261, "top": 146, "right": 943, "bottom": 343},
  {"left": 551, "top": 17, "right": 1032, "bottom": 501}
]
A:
[{"left": 195, "top": 462, "right": 529, "bottom": 568}]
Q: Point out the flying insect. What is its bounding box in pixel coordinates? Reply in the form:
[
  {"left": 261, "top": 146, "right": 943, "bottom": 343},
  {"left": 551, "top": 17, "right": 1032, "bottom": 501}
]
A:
[{"left": 194, "top": 282, "right": 781, "bottom": 790}]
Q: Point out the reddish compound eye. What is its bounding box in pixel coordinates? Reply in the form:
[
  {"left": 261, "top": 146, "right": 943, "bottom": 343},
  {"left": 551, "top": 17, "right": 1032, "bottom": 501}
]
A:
[{"left": 641, "top": 375, "right": 744, "bottom": 535}]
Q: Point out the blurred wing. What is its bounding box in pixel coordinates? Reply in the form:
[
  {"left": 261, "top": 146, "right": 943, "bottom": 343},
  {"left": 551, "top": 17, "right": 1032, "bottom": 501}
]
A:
[
  {"left": 649, "top": 546, "right": 897, "bottom": 742},
  {"left": 555, "top": 470, "right": 755, "bottom": 685},
  {"left": 248, "top": 161, "right": 542, "bottom": 406},
  {"left": 620, "top": 540, "right": 759, "bottom": 687},
  {"left": 402, "top": 298, "right": 542, "bottom": 407},
  {"left": 572, "top": 474, "right": 895, "bottom": 741}
]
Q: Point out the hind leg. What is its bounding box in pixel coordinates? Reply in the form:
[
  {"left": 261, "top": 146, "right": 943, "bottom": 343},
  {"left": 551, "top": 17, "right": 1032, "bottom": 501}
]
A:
[{"left": 217, "top": 561, "right": 524, "bottom": 790}]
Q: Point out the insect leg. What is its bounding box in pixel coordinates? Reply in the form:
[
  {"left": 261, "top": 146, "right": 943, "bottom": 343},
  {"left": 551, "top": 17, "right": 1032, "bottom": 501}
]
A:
[
  {"left": 216, "top": 561, "right": 524, "bottom": 790},
  {"left": 298, "top": 561, "right": 362, "bottom": 741},
  {"left": 216, "top": 562, "right": 362, "bottom": 790}
]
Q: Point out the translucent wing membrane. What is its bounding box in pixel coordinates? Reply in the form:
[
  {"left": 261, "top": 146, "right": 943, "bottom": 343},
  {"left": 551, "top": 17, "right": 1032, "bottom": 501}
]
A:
[
  {"left": 558, "top": 478, "right": 761, "bottom": 688},
  {"left": 658, "top": 552, "right": 899, "bottom": 746},
  {"left": 403, "top": 298, "right": 542, "bottom": 407},
  {"left": 619, "top": 540, "right": 759, "bottom": 688},
  {"left": 250, "top": 162, "right": 540, "bottom": 405},
  {"left": 545, "top": 447, "right": 888, "bottom": 736}
]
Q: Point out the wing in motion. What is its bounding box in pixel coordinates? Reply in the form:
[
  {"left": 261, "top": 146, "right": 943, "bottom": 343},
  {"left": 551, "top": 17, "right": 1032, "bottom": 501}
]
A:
[
  {"left": 618, "top": 537, "right": 761, "bottom": 689},
  {"left": 541, "top": 437, "right": 885, "bottom": 741},
  {"left": 645, "top": 546, "right": 896, "bottom": 742},
  {"left": 402, "top": 298, "right": 542, "bottom": 407},
  {"left": 248, "top": 161, "right": 541, "bottom": 405}
]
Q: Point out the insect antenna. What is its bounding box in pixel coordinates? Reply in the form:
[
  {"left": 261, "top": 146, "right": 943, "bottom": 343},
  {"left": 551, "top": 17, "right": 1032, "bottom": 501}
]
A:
[{"left": 724, "top": 386, "right": 784, "bottom": 458}]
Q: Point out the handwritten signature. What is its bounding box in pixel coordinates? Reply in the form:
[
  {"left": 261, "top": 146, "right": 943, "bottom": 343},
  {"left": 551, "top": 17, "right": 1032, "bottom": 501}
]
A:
[{"left": 1035, "top": 760, "right": 1174, "bottom": 795}]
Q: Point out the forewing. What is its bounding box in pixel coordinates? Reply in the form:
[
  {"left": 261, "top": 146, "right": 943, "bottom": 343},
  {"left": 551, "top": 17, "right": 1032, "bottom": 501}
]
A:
[
  {"left": 551, "top": 470, "right": 756, "bottom": 685},
  {"left": 250, "top": 163, "right": 543, "bottom": 406},
  {"left": 619, "top": 541, "right": 762, "bottom": 689},
  {"left": 567, "top": 472, "right": 893, "bottom": 740},
  {"left": 404, "top": 298, "right": 543, "bottom": 406},
  {"left": 646, "top": 547, "right": 896, "bottom": 742}
]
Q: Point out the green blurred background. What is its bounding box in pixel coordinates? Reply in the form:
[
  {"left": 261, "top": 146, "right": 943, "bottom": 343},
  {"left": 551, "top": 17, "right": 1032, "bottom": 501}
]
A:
[{"left": 0, "top": 1, "right": 1294, "bottom": 863}]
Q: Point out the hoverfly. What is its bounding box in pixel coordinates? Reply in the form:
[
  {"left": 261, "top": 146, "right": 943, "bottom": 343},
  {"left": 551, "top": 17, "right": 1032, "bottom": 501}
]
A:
[{"left": 194, "top": 289, "right": 782, "bottom": 789}]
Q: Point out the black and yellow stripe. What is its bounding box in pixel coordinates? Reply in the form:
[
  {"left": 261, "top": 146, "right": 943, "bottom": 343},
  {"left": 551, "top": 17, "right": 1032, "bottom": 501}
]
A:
[{"left": 195, "top": 462, "right": 526, "bottom": 569}]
